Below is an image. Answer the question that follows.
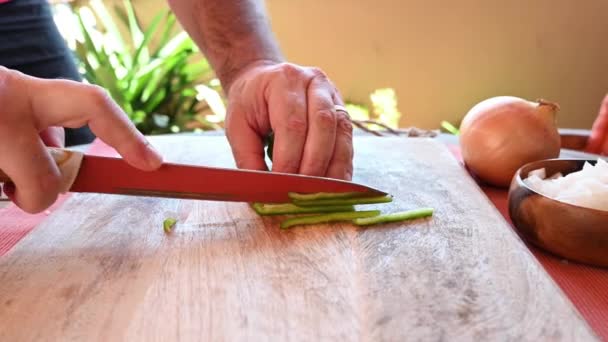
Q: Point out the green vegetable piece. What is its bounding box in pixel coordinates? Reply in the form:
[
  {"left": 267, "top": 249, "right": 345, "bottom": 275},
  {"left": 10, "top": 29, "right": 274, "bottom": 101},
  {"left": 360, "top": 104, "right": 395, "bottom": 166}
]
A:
[
  {"left": 292, "top": 195, "right": 393, "bottom": 207},
  {"left": 252, "top": 202, "right": 355, "bottom": 216},
  {"left": 287, "top": 191, "right": 367, "bottom": 201},
  {"left": 353, "top": 208, "right": 434, "bottom": 226},
  {"left": 440, "top": 120, "right": 460, "bottom": 136},
  {"left": 163, "top": 217, "right": 177, "bottom": 233},
  {"left": 280, "top": 210, "right": 381, "bottom": 229}
]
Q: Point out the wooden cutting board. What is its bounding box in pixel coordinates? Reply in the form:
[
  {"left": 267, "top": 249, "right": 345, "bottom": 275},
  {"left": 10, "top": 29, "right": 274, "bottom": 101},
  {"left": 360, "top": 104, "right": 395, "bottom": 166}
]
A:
[{"left": 0, "top": 136, "right": 598, "bottom": 341}]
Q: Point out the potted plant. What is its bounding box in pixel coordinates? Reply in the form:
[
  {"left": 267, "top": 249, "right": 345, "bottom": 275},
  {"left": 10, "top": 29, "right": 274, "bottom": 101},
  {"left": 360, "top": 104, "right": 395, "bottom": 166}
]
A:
[{"left": 59, "top": 0, "right": 226, "bottom": 135}]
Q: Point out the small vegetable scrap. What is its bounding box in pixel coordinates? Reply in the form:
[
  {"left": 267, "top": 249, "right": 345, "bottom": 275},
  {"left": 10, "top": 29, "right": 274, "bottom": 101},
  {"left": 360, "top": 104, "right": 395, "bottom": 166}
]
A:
[
  {"left": 252, "top": 192, "right": 433, "bottom": 229},
  {"left": 353, "top": 208, "right": 434, "bottom": 226},
  {"left": 163, "top": 217, "right": 177, "bottom": 233},
  {"left": 281, "top": 210, "right": 381, "bottom": 229}
]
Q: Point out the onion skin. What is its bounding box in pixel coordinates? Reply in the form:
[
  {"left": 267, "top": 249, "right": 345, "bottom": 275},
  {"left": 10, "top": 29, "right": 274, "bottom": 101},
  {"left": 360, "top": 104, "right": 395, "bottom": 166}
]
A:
[{"left": 460, "top": 96, "right": 561, "bottom": 188}]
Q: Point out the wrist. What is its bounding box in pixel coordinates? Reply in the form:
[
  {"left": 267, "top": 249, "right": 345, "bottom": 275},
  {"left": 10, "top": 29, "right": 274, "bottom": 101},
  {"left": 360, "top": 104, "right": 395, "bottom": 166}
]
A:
[{"left": 223, "top": 58, "right": 283, "bottom": 96}]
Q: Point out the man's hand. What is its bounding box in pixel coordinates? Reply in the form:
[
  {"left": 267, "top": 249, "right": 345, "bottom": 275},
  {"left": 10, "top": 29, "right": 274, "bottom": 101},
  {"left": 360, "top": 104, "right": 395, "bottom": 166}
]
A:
[
  {"left": 586, "top": 94, "right": 608, "bottom": 155},
  {"left": 0, "top": 67, "right": 162, "bottom": 213},
  {"left": 225, "top": 62, "right": 353, "bottom": 180},
  {"left": 167, "top": 0, "right": 354, "bottom": 180}
]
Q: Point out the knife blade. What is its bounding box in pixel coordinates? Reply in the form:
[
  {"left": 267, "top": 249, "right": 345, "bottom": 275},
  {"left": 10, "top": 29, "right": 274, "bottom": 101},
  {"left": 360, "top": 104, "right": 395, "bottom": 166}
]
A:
[{"left": 0, "top": 148, "right": 386, "bottom": 203}]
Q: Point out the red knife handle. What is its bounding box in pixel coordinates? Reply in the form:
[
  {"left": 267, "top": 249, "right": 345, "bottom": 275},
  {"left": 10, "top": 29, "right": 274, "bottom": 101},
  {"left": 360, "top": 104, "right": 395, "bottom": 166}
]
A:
[{"left": 0, "top": 148, "right": 84, "bottom": 193}]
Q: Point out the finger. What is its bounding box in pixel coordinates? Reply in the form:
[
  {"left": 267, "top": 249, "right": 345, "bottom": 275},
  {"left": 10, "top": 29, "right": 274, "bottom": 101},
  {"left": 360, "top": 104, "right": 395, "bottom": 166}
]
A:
[
  {"left": 23, "top": 76, "right": 162, "bottom": 170},
  {"left": 0, "top": 124, "right": 62, "bottom": 213},
  {"left": 326, "top": 94, "right": 354, "bottom": 180},
  {"left": 268, "top": 65, "right": 311, "bottom": 174},
  {"left": 225, "top": 106, "right": 268, "bottom": 171},
  {"left": 586, "top": 94, "right": 608, "bottom": 154},
  {"left": 39, "top": 126, "right": 65, "bottom": 147},
  {"left": 298, "top": 73, "right": 337, "bottom": 176}
]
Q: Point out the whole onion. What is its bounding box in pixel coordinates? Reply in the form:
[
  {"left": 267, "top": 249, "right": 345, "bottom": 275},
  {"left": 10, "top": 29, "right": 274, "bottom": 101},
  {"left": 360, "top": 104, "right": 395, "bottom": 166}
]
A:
[{"left": 459, "top": 96, "right": 561, "bottom": 188}]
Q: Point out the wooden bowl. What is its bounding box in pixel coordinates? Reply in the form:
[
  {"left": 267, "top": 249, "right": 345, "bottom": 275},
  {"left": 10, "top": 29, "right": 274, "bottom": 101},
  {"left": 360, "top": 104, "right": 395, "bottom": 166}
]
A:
[{"left": 508, "top": 159, "right": 608, "bottom": 268}]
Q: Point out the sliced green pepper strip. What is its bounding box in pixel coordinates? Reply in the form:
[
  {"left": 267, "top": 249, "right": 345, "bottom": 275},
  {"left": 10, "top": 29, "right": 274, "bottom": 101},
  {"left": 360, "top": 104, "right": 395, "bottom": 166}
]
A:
[
  {"left": 353, "top": 208, "right": 434, "bottom": 226},
  {"left": 163, "top": 218, "right": 177, "bottom": 233},
  {"left": 252, "top": 203, "right": 355, "bottom": 216},
  {"left": 280, "top": 210, "right": 381, "bottom": 229},
  {"left": 287, "top": 191, "right": 367, "bottom": 201},
  {"left": 292, "top": 195, "right": 393, "bottom": 207}
]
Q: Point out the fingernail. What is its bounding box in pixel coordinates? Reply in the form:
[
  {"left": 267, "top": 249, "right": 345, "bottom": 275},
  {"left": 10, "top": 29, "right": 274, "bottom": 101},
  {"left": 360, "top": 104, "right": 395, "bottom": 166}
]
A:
[{"left": 143, "top": 140, "right": 163, "bottom": 168}]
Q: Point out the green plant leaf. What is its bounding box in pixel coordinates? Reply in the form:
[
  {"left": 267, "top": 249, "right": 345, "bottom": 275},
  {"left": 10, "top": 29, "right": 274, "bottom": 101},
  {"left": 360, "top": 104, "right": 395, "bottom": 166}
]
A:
[
  {"left": 124, "top": 11, "right": 165, "bottom": 92},
  {"left": 182, "top": 59, "right": 211, "bottom": 80},
  {"left": 158, "top": 31, "right": 196, "bottom": 58},
  {"left": 140, "top": 53, "right": 188, "bottom": 102},
  {"left": 144, "top": 88, "right": 168, "bottom": 114},
  {"left": 69, "top": 0, "right": 226, "bottom": 135},
  {"left": 440, "top": 121, "right": 460, "bottom": 135},
  {"left": 75, "top": 10, "right": 124, "bottom": 105},
  {"left": 123, "top": 0, "right": 145, "bottom": 54},
  {"left": 90, "top": 0, "right": 130, "bottom": 67},
  {"left": 76, "top": 8, "right": 104, "bottom": 66},
  {"left": 132, "top": 11, "right": 163, "bottom": 67},
  {"left": 153, "top": 13, "right": 177, "bottom": 57},
  {"left": 112, "top": 4, "right": 129, "bottom": 28}
]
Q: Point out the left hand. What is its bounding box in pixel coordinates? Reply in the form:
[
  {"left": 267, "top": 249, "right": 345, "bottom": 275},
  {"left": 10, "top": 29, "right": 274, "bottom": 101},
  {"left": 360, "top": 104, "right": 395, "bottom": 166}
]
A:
[
  {"left": 586, "top": 93, "right": 608, "bottom": 155},
  {"left": 224, "top": 61, "right": 354, "bottom": 180}
]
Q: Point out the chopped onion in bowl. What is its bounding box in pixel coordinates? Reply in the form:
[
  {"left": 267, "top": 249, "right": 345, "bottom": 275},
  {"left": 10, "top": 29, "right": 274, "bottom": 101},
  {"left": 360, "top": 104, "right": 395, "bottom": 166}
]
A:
[{"left": 524, "top": 159, "right": 608, "bottom": 211}]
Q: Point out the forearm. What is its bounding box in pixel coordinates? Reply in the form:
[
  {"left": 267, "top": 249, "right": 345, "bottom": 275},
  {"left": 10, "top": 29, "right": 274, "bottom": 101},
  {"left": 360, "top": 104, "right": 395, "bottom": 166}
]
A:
[{"left": 168, "top": 0, "right": 284, "bottom": 93}]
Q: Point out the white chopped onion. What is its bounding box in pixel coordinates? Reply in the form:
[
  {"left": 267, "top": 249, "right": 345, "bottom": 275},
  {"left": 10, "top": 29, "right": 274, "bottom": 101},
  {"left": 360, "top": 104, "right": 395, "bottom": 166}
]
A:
[{"left": 524, "top": 159, "right": 608, "bottom": 211}]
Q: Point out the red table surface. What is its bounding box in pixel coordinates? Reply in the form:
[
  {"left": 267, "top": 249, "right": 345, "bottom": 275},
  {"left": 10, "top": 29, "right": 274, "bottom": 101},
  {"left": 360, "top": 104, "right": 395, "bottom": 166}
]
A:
[{"left": 0, "top": 139, "right": 606, "bottom": 340}]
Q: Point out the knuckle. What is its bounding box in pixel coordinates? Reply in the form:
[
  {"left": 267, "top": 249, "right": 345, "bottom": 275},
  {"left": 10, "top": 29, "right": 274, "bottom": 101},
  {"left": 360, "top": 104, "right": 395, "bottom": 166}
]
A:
[
  {"left": 314, "top": 109, "right": 337, "bottom": 129},
  {"left": 0, "top": 68, "right": 18, "bottom": 101},
  {"left": 302, "top": 160, "right": 327, "bottom": 176},
  {"left": 285, "top": 91, "right": 306, "bottom": 108},
  {"left": 336, "top": 113, "right": 353, "bottom": 135},
  {"left": 0, "top": 66, "right": 13, "bottom": 86},
  {"left": 87, "top": 85, "right": 113, "bottom": 108},
  {"left": 283, "top": 115, "right": 308, "bottom": 137},
  {"left": 273, "top": 159, "right": 301, "bottom": 173},
  {"left": 334, "top": 147, "right": 354, "bottom": 164},
  {"left": 309, "top": 67, "right": 328, "bottom": 79},
  {"left": 344, "top": 167, "right": 353, "bottom": 181},
  {"left": 278, "top": 63, "right": 305, "bottom": 81}
]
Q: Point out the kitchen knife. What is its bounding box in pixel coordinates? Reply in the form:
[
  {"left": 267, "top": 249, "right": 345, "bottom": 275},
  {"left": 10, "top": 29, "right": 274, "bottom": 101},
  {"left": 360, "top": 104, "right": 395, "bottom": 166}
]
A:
[{"left": 0, "top": 148, "right": 387, "bottom": 203}]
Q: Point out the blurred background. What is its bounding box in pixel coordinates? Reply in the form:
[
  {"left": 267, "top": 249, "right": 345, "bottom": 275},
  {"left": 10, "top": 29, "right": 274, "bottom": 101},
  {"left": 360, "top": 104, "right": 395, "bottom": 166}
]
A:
[{"left": 52, "top": 0, "right": 608, "bottom": 135}]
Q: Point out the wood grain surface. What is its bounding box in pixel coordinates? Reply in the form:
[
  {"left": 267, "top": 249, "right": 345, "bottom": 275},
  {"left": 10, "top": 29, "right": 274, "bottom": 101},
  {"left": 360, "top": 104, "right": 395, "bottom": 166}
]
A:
[{"left": 0, "top": 136, "right": 598, "bottom": 341}]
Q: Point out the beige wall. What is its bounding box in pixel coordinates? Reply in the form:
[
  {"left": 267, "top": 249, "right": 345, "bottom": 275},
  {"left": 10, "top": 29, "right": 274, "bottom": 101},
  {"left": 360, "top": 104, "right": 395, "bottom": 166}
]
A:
[{"left": 134, "top": 0, "right": 608, "bottom": 129}]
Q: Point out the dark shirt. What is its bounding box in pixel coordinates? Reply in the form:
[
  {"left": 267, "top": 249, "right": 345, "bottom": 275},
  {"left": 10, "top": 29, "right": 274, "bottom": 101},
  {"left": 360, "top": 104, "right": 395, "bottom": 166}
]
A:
[{"left": 0, "top": 0, "right": 95, "bottom": 146}]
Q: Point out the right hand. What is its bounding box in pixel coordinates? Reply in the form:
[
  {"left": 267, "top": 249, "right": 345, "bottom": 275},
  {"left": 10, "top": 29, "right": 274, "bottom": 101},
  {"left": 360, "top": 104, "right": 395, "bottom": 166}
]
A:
[{"left": 0, "top": 67, "right": 163, "bottom": 213}]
